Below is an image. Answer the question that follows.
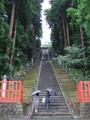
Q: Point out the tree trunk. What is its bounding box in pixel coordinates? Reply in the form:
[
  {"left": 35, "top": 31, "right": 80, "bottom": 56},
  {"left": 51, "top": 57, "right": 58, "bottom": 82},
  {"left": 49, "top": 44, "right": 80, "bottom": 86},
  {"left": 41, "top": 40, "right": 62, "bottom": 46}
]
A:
[
  {"left": 9, "top": 1, "right": 15, "bottom": 38},
  {"left": 66, "top": 22, "right": 70, "bottom": 46},
  {"left": 80, "top": 25, "right": 85, "bottom": 53},
  {"left": 62, "top": 18, "right": 67, "bottom": 47},
  {"left": 80, "top": 25, "right": 86, "bottom": 80},
  {"left": 10, "top": 20, "right": 17, "bottom": 67},
  {"left": 6, "top": 1, "right": 15, "bottom": 55}
]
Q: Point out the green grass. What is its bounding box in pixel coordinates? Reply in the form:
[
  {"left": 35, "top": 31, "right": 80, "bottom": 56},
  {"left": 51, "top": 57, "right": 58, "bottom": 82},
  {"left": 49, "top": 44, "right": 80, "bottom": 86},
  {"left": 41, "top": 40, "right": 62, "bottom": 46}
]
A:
[
  {"left": 52, "top": 61, "right": 77, "bottom": 103},
  {"left": 52, "top": 61, "right": 90, "bottom": 104},
  {"left": 22, "top": 64, "right": 39, "bottom": 114},
  {"left": 23, "top": 64, "right": 39, "bottom": 103}
]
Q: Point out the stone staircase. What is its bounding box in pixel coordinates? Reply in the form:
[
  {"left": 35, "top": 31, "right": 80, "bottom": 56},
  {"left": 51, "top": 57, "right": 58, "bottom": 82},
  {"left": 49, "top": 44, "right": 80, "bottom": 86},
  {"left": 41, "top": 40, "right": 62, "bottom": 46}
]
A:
[
  {"left": 33, "top": 91, "right": 71, "bottom": 118},
  {"left": 32, "top": 50, "right": 72, "bottom": 119}
]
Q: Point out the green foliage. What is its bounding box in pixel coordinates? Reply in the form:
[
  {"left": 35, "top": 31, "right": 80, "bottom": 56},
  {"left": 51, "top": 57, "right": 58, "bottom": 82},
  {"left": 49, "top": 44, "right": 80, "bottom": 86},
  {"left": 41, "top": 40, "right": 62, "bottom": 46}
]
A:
[
  {"left": 67, "top": 0, "right": 90, "bottom": 37},
  {"left": 45, "top": 0, "right": 90, "bottom": 81},
  {"left": 0, "top": 0, "right": 42, "bottom": 76},
  {"left": 67, "top": 8, "right": 80, "bottom": 26},
  {"left": 0, "top": 54, "right": 10, "bottom": 75},
  {"left": 0, "top": 19, "right": 9, "bottom": 53},
  {"left": 45, "top": 0, "right": 72, "bottom": 55},
  {"left": 0, "top": 0, "right": 5, "bottom": 15},
  {"left": 0, "top": 0, "right": 11, "bottom": 75},
  {"left": 57, "top": 45, "right": 86, "bottom": 68}
]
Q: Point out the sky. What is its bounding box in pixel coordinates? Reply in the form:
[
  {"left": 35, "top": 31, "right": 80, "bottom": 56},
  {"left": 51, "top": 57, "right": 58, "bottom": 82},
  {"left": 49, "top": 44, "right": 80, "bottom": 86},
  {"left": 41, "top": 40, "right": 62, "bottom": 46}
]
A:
[{"left": 41, "top": 0, "right": 51, "bottom": 46}]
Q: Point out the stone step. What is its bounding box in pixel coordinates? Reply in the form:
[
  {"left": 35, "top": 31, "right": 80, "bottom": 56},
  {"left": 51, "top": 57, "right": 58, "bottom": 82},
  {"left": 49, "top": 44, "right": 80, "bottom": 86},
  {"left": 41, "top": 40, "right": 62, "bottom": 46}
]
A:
[
  {"left": 39, "top": 93, "right": 65, "bottom": 96},
  {"left": 38, "top": 109, "right": 69, "bottom": 113},
  {"left": 39, "top": 108, "right": 69, "bottom": 111},
  {"left": 39, "top": 106, "right": 69, "bottom": 109},
  {"left": 39, "top": 95, "right": 63, "bottom": 98},
  {"left": 33, "top": 112, "right": 71, "bottom": 116},
  {"left": 39, "top": 91, "right": 62, "bottom": 94},
  {"left": 39, "top": 102, "right": 67, "bottom": 105},
  {"left": 38, "top": 106, "right": 69, "bottom": 110},
  {"left": 39, "top": 103, "right": 68, "bottom": 107},
  {"left": 39, "top": 102, "right": 67, "bottom": 106},
  {"left": 39, "top": 96, "right": 64, "bottom": 99},
  {"left": 32, "top": 116, "right": 72, "bottom": 120},
  {"left": 40, "top": 99, "right": 66, "bottom": 101},
  {"left": 39, "top": 99, "right": 66, "bottom": 103},
  {"left": 39, "top": 103, "right": 68, "bottom": 106},
  {"left": 39, "top": 96, "right": 66, "bottom": 100}
]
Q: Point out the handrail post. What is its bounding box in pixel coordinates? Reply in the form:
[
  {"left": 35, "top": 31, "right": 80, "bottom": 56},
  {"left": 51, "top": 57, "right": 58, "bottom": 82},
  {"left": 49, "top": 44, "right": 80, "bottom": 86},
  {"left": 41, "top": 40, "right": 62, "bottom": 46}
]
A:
[{"left": 2, "top": 75, "right": 7, "bottom": 97}]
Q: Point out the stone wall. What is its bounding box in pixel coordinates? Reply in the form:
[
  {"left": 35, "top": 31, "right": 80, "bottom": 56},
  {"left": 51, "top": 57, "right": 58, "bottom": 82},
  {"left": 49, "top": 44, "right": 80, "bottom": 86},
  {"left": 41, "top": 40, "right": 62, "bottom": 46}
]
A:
[
  {"left": 0, "top": 103, "right": 23, "bottom": 119},
  {"left": 80, "top": 103, "right": 90, "bottom": 118}
]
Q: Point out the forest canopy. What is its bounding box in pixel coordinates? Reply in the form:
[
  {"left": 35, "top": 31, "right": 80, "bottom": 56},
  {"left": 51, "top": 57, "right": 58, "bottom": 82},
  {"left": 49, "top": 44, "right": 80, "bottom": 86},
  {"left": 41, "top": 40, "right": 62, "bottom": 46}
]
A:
[
  {"left": 0, "top": 0, "right": 43, "bottom": 76},
  {"left": 45, "top": 0, "right": 90, "bottom": 80}
]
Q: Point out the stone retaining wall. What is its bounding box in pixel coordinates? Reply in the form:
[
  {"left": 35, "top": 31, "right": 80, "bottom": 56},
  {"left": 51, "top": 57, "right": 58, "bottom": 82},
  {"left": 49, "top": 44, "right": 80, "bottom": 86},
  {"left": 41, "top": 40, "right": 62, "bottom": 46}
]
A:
[
  {"left": 80, "top": 103, "right": 90, "bottom": 118},
  {"left": 0, "top": 103, "right": 23, "bottom": 119}
]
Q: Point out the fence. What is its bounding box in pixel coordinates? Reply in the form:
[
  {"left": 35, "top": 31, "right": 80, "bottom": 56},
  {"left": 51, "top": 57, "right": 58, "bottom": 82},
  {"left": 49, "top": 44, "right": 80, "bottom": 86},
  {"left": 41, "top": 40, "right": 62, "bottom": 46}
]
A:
[
  {"left": 0, "top": 80, "right": 23, "bottom": 103},
  {"left": 77, "top": 81, "right": 90, "bottom": 103}
]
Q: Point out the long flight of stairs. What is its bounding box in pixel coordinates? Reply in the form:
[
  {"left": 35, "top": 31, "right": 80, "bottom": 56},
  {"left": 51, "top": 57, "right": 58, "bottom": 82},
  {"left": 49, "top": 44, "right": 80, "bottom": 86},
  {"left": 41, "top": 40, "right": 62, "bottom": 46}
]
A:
[{"left": 31, "top": 50, "right": 72, "bottom": 119}]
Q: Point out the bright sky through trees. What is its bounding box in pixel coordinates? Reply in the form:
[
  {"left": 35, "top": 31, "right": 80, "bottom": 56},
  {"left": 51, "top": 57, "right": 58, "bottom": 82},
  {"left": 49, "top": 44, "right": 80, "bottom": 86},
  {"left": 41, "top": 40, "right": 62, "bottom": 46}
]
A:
[{"left": 41, "top": 0, "right": 51, "bottom": 46}]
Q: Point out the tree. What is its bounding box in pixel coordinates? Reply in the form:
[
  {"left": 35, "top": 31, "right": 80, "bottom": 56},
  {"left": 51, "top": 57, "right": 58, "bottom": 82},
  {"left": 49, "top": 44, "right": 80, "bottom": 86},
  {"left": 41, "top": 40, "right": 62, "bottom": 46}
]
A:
[
  {"left": 0, "top": 0, "right": 43, "bottom": 76},
  {"left": 45, "top": 0, "right": 72, "bottom": 54},
  {"left": 45, "top": 0, "right": 90, "bottom": 80}
]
